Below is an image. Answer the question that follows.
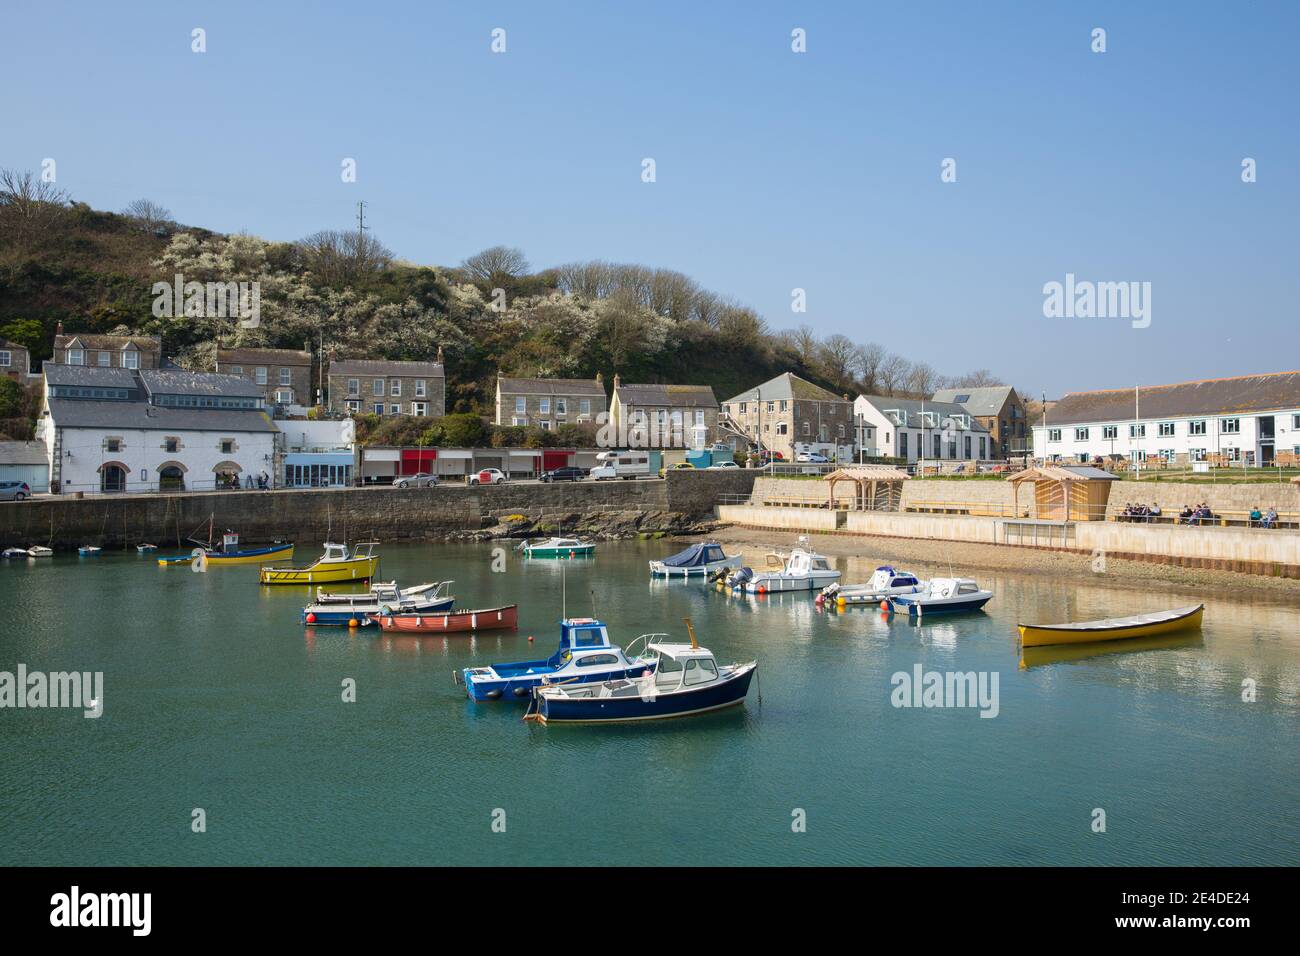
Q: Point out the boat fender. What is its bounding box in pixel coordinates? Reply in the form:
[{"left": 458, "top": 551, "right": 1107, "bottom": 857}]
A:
[
  {"left": 879, "top": 600, "right": 889, "bottom": 610},
  {"left": 527, "top": 635, "right": 534, "bottom": 642},
  {"left": 486, "top": 689, "right": 502, "bottom": 699},
  {"left": 348, "top": 618, "right": 359, "bottom": 628},
  {"left": 306, "top": 613, "right": 316, "bottom": 624},
  {"left": 513, "top": 686, "right": 530, "bottom": 697}
]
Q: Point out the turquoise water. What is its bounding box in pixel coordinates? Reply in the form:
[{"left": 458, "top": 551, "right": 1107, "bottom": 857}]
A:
[{"left": 1, "top": 540, "right": 1297, "bottom": 866}]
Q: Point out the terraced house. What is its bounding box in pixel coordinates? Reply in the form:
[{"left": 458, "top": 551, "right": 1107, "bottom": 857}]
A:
[
  {"left": 609, "top": 375, "right": 718, "bottom": 449},
  {"left": 720, "top": 372, "right": 855, "bottom": 462},
  {"left": 931, "top": 385, "right": 1029, "bottom": 459},
  {"left": 328, "top": 354, "right": 446, "bottom": 418},
  {"left": 0, "top": 338, "right": 34, "bottom": 383},
  {"left": 215, "top": 346, "right": 314, "bottom": 410},
  {"left": 51, "top": 324, "right": 162, "bottom": 370},
  {"left": 494, "top": 374, "right": 606, "bottom": 431}
]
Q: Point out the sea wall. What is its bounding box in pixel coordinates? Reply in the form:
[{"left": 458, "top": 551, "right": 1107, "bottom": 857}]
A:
[{"left": 0, "top": 471, "right": 758, "bottom": 550}]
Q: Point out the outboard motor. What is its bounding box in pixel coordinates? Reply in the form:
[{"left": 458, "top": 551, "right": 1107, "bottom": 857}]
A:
[{"left": 729, "top": 567, "right": 753, "bottom": 591}]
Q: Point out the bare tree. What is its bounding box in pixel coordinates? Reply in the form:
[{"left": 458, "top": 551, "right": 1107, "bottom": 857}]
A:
[
  {"left": 121, "top": 198, "right": 172, "bottom": 232},
  {"left": 949, "top": 369, "right": 1002, "bottom": 388},
  {"left": 906, "top": 361, "right": 939, "bottom": 398},
  {"left": 460, "top": 246, "right": 530, "bottom": 285},
  {"left": 816, "top": 334, "right": 858, "bottom": 391},
  {"left": 299, "top": 229, "right": 393, "bottom": 286},
  {"left": 0, "top": 167, "right": 71, "bottom": 255},
  {"left": 877, "top": 353, "right": 911, "bottom": 396},
  {"left": 854, "top": 342, "right": 886, "bottom": 394}
]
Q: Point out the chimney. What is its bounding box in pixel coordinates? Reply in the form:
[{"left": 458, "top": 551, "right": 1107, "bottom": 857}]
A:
[
  {"left": 56, "top": 320, "right": 64, "bottom": 336},
  {"left": 613, "top": 372, "right": 621, "bottom": 389},
  {"left": 595, "top": 371, "right": 603, "bottom": 385},
  {"left": 436, "top": 345, "right": 445, "bottom": 365}
]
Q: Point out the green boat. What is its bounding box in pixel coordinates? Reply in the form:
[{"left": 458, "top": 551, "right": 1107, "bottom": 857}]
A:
[{"left": 519, "top": 536, "right": 596, "bottom": 558}]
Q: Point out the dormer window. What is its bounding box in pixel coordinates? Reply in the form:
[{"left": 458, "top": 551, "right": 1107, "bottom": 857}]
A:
[
  {"left": 97, "top": 351, "right": 110, "bottom": 367},
  {"left": 68, "top": 348, "right": 84, "bottom": 365},
  {"left": 122, "top": 349, "right": 140, "bottom": 370}
]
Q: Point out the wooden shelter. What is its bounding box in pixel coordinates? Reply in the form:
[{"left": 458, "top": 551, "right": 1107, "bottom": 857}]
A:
[
  {"left": 824, "top": 465, "right": 909, "bottom": 511},
  {"left": 1007, "top": 465, "right": 1117, "bottom": 521}
]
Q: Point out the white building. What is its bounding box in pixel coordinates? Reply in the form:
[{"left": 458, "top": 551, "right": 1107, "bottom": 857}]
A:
[
  {"left": 39, "top": 365, "right": 279, "bottom": 494},
  {"left": 1032, "top": 371, "right": 1300, "bottom": 468},
  {"left": 855, "top": 395, "right": 994, "bottom": 464}
]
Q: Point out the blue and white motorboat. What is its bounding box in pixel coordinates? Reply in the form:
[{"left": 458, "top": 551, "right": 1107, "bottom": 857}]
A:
[
  {"left": 301, "top": 580, "right": 454, "bottom": 626},
  {"left": 817, "top": 566, "right": 924, "bottom": 607},
  {"left": 649, "top": 541, "right": 742, "bottom": 577},
  {"left": 724, "top": 538, "right": 840, "bottom": 594},
  {"left": 527, "top": 621, "right": 756, "bottom": 724},
  {"left": 887, "top": 577, "right": 993, "bottom": 617},
  {"left": 459, "top": 617, "right": 657, "bottom": 702}
]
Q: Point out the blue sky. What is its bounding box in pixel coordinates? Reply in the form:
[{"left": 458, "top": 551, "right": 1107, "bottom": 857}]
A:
[{"left": 3, "top": 1, "right": 1297, "bottom": 394}]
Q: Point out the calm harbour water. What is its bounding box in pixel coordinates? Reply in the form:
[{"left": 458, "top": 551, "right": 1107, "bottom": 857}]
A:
[{"left": 1, "top": 539, "right": 1297, "bottom": 866}]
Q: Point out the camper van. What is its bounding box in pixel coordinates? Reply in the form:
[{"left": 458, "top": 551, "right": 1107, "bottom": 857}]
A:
[{"left": 589, "top": 450, "right": 661, "bottom": 480}]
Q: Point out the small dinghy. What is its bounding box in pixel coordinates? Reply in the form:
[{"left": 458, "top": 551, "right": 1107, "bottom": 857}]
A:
[
  {"left": 371, "top": 604, "right": 518, "bottom": 634},
  {"left": 459, "top": 618, "right": 656, "bottom": 702},
  {"left": 526, "top": 618, "right": 756, "bottom": 724},
  {"left": 260, "top": 541, "right": 378, "bottom": 585},
  {"left": 519, "top": 537, "right": 596, "bottom": 558},
  {"left": 27, "top": 546, "right": 53, "bottom": 558},
  {"left": 818, "top": 567, "right": 923, "bottom": 608},
  {"left": 649, "top": 542, "right": 742, "bottom": 577},
  {"left": 1018, "top": 604, "right": 1204, "bottom": 648},
  {"left": 136, "top": 543, "right": 158, "bottom": 553},
  {"left": 888, "top": 578, "right": 992, "bottom": 616},
  {"left": 3, "top": 547, "right": 30, "bottom": 559},
  {"left": 158, "top": 530, "right": 293, "bottom": 566},
  {"left": 301, "top": 581, "right": 454, "bottom": 626},
  {"left": 78, "top": 545, "right": 102, "bottom": 557}
]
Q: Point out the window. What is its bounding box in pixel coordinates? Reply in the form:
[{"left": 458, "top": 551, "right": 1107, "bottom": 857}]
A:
[
  {"left": 556, "top": 398, "right": 567, "bottom": 416},
  {"left": 415, "top": 379, "right": 426, "bottom": 397},
  {"left": 540, "top": 420, "right": 552, "bottom": 431},
  {"left": 373, "top": 380, "right": 385, "bottom": 396},
  {"left": 279, "top": 368, "right": 291, "bottom": 386},
  {"left": 838, "top": 423, "right": 845, "bottom": 438},
  {"left": 1102, "top": 425, "right": 1118, "bottom": 440},
  {"left": 411, "top": 402, "right": 427, "bottom": 417},
  {"left": 1129, "top": 424, "right": 1146, "bottom": 438},
  {"left": 540, "top": 397, "right": 550, "bottom": 414},
  {"left": 1048, "top": 429, "right": 1062, "bottom": 442},
  {"left": 738, "top": 402, "right": 746, "bottom": 413},
  {"left": 390, "top": 380, "right": 401, "bottom": 397},
  {"left": 979, "top": 437, "right": 986, "bottom": 458},
  {"left": 1158, "top": 422, "right": 1174, "bottom": 437},
  {"left": 1220, "top": 417, "right": 1240, "bottom": 434},
  {"left": 580, "top": 399, "right": 591, "bottom": 416},
  {"left": 1189, "top": 420, "right": 1207, "bottom": 436},
  {"left": 1189, "top": 448, "right": 1206, "bottom": 461},
  {"left": 347, "top": 378, "right": 360, "bottom": 396},
  {"left": 105, "top": 438, "right": 121, "bottom": 453},
  {"left": 767, "top": 402, "right": 774, "bottom": 412},
  {"left": 779, "top": 400, "right": 788, "bottom": 411},
  {"left": 389, "top": 404, "right": 400, "bottom": 415},
  {"left": 683, "top": 657, "right": 719, "bottom": 686},
  {"left": 964, "top": 435, "right": 971, "bottom": 458},
  {"left": 515, "top": 396, "right": 526, "bottom": 414},
  {"left": 802, "top": 422, "right": 811, "bottom": 436},
  {"left": 1075, "top": 427, "right": 1089, "bottom": 441},
  {"left": 899, "top": 432, "right": 909, "bottom": 457},
  {"left": 345, "top": 400, "right": 360, "bottom": 413},
  {"left": 776, "top": 421, "right": 788, "bottom": 435},
  {"left": 255, "top": 367, "right": 267, "bottom": 385},
  {"left": 164, "top": 437, "right": 179, "bottom": 453},
  {"left": 230, "top": 365, "right": 243, "bottom": 375},
  {"left": 373, "top": 403, "right": 384, "bottom": 415},
  {"left": 220, "top": 440, "right": 234, "bottom": 454},
  {"left": 932, "top": 433, "right": 941, "bottom": 458},
  {"left": 122, "top": 350, "right": 139, "bottom": 370},
  {"left": 275, "top": 389, "right": 292, "bottom": 404},
  {"left": 97, "top": 351, "right": 110, "bottom": 367},
  {"left": 68, "top": 348, "right": 84, "bottom": 365},
  {"left": 575, "top": 654, "right": 619, "bottom": 668},
  {"left": 0, "top": 351, "right": 9, "bottom": 367},
  {"left": 1293, "top": 415, "right": 1300, "bottom": 429}
]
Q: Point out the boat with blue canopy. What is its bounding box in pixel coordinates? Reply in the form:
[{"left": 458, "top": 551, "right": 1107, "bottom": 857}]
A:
[
  {"left": 817, "top": 567, "right": 924, "bottom": 608},
  {"left": 458, "top": 617, "right": 656, "bottom": 702},
  {"left": 649, "top": 541, "right": 742, "bottom": 577}
]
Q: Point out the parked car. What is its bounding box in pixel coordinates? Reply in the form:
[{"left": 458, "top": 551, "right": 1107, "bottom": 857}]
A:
[
  {"left": 709, "top": 460, "right": 740, "bottom": 469},
  {"left": 758, "top": 450, "right": 785, "bottom": 463},
  {"left": 394, "top": 473, "right": 439, "bottom": 488},
  {"left": 469, "top": 468, "right": 506, "bottom": 486},
  {"left": 540, "top": 466, "right": 587, "bottom": 483},
  {"left": 796, "top": 453, "right": 830, "bottom": 463},
  {"left": 0, "top": 481, "right": 31, "bottom": 502},
  {"left": 658, "top": 461, "right": 696, "bottom": 478}
]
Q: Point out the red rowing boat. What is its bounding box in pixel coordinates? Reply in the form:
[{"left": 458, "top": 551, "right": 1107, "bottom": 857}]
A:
[{"left": 370, "top": 604, "right": 518, "bottom": 634}]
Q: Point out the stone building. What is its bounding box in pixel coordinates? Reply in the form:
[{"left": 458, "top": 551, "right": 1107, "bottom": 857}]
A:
[
  {"left": 608, "top": 376, "right": 719, "bottom": 449},
  {"left": 0, "top": 339, "right": 34, "bottom": 383},
  {"left": 494, "top": 374, "right": 607, "bottom": 431},
  {"left": 51, "top": 323, "right": 162, "bottom": 370},
  {"left": 328, "top": 353, "right": 446, "bottom": 418},
  {"left": 216, "top": 346, "right": 314, "bottom": 409},
  {"left": 720, "top": 373, "right": 855, "bottom": 462}
]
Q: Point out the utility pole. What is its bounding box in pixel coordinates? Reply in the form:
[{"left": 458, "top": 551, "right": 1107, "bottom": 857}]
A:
[{"left": 356, "top": 200, "right": 368, "bottom": 246}]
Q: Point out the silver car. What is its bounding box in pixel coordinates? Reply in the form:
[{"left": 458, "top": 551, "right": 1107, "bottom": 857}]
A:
[
  {"left": 0, "top": 480, "right": 32, "bottom": 501},
  {"left": 394, "top": 473, "right": 439, "bottom": 488}
]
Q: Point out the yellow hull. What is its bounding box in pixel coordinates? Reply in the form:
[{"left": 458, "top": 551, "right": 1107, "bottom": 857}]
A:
[
  {"left": 259, "top": 555, "right": 380, "bottom": 585},
  {"left": 1019, "top": 605, "right": 1204, "bottom": 648}
]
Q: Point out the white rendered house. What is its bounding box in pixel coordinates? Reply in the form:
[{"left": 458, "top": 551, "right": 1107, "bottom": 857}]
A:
[{"left": 854, "top": 395, "right": 993, "bottom": 464}]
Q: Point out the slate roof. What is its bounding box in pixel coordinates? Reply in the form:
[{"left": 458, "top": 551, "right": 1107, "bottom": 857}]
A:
[
  {"left": 0, "top": 441, "right": 47, "bottom": 466},
  {"left": 931, "top": 386, "right": 1016, "bottom": 417},
  {"left": 615, "top": 383, "right": 717, "bottom": 408},
  {"left": 217, "top": 347, "right": 312, "bottom": 366},
  {"left": 45, "top": 399, "right": 278, "bottom": 433},
  {"left": 43, "top": 365, "right": 140, "bottom": 389},
  {"left": 139, "top": 369, "right": 265, "bottom": 398},
  {"left": 55, "top": 333, "right": 160, "bottom": 352},
  {"left": 497, "top": 376, "right": 605, "bottom": 396},
  {"left": 330, "top": 359, "right": 444, "bottom": 377},
  {"left": 723, "top": 373, "right": 847, "bottom": 405},
  {"left": 857, "top": 395, "right": 991, "bottom": 433},
  {"left": 1046, "top": 371, "right": 1300, "bottom": 426}
]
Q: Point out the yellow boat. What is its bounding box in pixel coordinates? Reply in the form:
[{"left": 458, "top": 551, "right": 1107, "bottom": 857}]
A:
[
  {"left": 259, "top": 541, "right": 380, "bottom": 586},
  {"left": 1018, "top": 604, "right": 1204, "bottom": 648},
  {"left": 159, "top": 542, "right": 294, "bottom": 567}
]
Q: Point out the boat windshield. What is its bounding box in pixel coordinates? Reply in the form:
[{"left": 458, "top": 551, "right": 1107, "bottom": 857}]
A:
[{"left": 654, "top": 653, "right": 685, "bottom": 692}]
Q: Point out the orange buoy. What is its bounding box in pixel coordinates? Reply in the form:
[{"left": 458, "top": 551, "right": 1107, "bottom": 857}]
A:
[
  {"left": 348, "top": 618, "right": 359, "bottom": 628},
  {"left": 758, "top": 585, "right": 767, "bottom": 595},
  {"left": 306, "top": 612, "right": 316, "bottom": 624},
  {"left": 528, "top": 634, "right": 534, "bottom": 642},
  {"left": 879, "top": 600, "right": 889, "bottom": 610}
]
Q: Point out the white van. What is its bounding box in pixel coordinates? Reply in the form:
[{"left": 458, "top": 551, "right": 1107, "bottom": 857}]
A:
[{"left": 589, "top": 450, "right": 652, "bottom": 480}]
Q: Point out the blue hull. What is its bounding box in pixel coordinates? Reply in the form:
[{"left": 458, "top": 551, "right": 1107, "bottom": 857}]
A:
[
  {"left": 465, "top": 664, "right": 656, "bottom": 702},
  {"left": 303, "top": 596, "right": 454, "bottom": 625},
  {"left": 892, "top": 594, "right": 992, "bottom": 616},
  {"left": 537, "top": 667, "right": 755, "bottom": 723}
]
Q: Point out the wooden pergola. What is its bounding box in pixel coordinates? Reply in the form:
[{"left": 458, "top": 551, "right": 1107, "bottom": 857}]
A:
[
  {"left": 1008, "top": 465, "right": 1117, "bottom": 521},
  {"left": 824, "top": 466, "right": 909, "bottom": 511}
]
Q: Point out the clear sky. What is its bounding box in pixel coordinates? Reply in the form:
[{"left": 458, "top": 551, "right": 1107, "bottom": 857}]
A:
[{"left": 3, "top": 1, "right": 1297, "bottom": 395}]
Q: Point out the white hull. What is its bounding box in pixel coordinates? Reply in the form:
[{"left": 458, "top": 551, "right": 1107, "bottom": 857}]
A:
[
  {"left": 744, "top": 570, "right": 840, "bottom": 593},
  {"left": 649, "top": 554, "right": 742, "bottom": 577}
]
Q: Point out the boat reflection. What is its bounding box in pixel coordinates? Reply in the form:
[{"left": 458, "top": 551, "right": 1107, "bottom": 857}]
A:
[{"left": 1019, "top": 631, "right": 1205, "bottom": 670}]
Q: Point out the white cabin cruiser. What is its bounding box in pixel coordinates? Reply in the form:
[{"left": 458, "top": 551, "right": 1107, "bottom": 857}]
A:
[
  {"left": 818, "top": 566, "right": 924, "bottom": 607},
  {"left": 888, "top": 577, "right": 993, "bottom": 616},
  {"left": 729, "top": 538, "right": 840, "bottom": 594}
]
